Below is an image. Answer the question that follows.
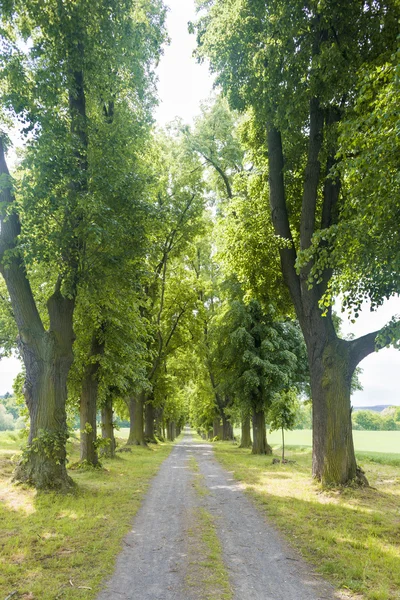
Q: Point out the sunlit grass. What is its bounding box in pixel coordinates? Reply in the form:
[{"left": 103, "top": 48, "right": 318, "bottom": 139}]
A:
[
  {"left": 186, "top": 456, "right": 232, "bottom": 600},
  {"left": 0, "top": 431, "right": 174, "bottom": 600},
  {"left": 213, "top": 442, "right": 400, "bottom": 600}
]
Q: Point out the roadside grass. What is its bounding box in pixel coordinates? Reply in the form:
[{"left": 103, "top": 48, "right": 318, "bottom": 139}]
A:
[
  {"left": 186, "top": 456, "right": 232, "bottom": 600},
  {"left": 0, "top": 430, "right": 174, "bottom": 600},
  {"left": 212, "top": 442, "right": 400, "bottom": 600}
]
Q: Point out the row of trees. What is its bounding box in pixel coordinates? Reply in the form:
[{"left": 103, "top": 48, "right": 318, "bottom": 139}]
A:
[
  {"left": 0, "top": 0, "right": 207, "bottom": 488},
  {"left": 352, "top": 408, "right": 400, "bottom": 431},
  {"left": 192, "top": 0, "right": 400, "bottom": 483},
  {"left": 0, "top": 0, "right": 398, "bottom": 490}
]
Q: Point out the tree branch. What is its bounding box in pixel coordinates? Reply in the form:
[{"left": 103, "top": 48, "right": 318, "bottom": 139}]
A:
[
  {"left": 0, "top": 138, "right": 44, "bottom": 343},
  {"left": 348, "top": 329, "right": 381, "bottom": 375},
  {"left": 300, "top": 97, "right": 324, "bottom": 252},
  {"left": 267, "top": 126, "right": 302, "bottom": 316},
  {"left": 198, "top": 151, "right": 233, "bottom": 199}
]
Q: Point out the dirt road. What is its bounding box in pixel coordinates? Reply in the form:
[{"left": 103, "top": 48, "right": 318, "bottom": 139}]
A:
[{"left": 96, "top": 429, "right": 336, "bottom": 600}]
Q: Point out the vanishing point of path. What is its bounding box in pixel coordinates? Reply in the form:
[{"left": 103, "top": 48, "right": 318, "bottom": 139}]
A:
[{"left": 97, "top": 429, "right": 336, "bottom": 600}]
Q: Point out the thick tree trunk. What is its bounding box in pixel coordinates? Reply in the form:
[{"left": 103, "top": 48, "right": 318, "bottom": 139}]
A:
[
  {"left": 221, "top": 414, "right": 234, "bottom": 441},
  {"left": 79, "top": 392, "right": 98, "bottom": 466},
  {"left": 213, "top": 417, "right": 222, "bottom": 439},
  {"left": 101, "top": 396, "right": 115, "bottom": 458},
  {"left": 144, "top": 400, "right": 157, "bottom": 443},
  {"left": 127, "top": 392, "right": 146, "bottom": 446},
  {"left": 252, "top": 409, "right": 272, "bottom": 455},
  {"left": 79, "top": 333, "right": 104, "bottom": 465},
  {"left": 166, "top": 420, "right": 176, "bottom": 441},
  {"left": 239, "top": 416, "right": 252, "bottom": 448},
  {"left": 13, "top": 290, "right": 75, "bottom": 489},
  {"left": 0, "top": 141, "right": 75, "bottom": 490},
  {"left": 309, "top": 337, "right": 357, "bottom": 484}
]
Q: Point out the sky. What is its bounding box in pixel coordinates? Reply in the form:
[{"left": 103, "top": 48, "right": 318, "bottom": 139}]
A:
[{"left": 0, "top": 0, "right": 399, "bottom": 407}]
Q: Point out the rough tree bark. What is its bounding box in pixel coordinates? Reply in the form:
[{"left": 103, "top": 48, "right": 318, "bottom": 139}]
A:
[
  {"left": 252, "top": 409, "right": 272, "bottom": 455},
  {"left": 144, "top": 399, "right": 157, "bottom": 443},
  {"left": 101, "top": 395, "right": 116, "bottom": 458},
  {"left": 239, "top": 415, "right": 252, "bottom": 448},
  {"left": 79, "top": 332, "right": 104, "bottom": 465},
  {"left": 222, "top": 414, "right": 234, "bottom": 441},
  {"left": 127, "top": 392, "right": 147, "bottom": 446},
  {"left": 166, "top": 420, "right": 176, "bottom": 441},
  {"left": 213, "top": 417, "right": 222, "bottom": 439}
]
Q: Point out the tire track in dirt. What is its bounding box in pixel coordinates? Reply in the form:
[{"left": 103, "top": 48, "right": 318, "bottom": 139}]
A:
[{"left": 97, "top": 429, "right": 336, "bottom": 600}]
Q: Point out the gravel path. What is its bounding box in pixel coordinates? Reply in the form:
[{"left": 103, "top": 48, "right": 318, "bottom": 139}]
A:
[{"left": 97, "top": 429, "right": 336, "bottom": 600}]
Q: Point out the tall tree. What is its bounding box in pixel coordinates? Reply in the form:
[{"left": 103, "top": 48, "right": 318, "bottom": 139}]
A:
[
  {"left": 0, "top": 0, "right": 166, "bottom": 488},
  {"left": 194, "top": 0, "right": 399, "bottom": 483}
]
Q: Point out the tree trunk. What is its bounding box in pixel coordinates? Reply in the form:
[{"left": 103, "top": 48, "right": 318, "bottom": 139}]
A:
[
  {"left": 309, "top": 337, "right": 357, "bottom": 484},
  {"left": 144, "top": 400, "right": 157, "bottom": 443},
  {"left": 166, "top": 420, "right": 171, "bottom": 441},
  {"left": 166, "top": 420, "right": 176, "bottom": 441},
  {"left": 252, "top": 409, "right": 272, "bottom": 455},
  {"left": 79, "top": 333, "right": 104, "bottom": 465},
  {"left": 127, "top": 392, "right": 146, "bottom": 446},
  {"left": 222, "top": 414, "right": 234, "bottom": 440},
  {"left": 239, "top": 416, "right": 252, "bottom": 448},
  {"left": 281, "top": 427, "right": 285, "bottom": 462},
  {"left": 155, "top": 407, "right": 164, "bottom": 441},
  {"left": 101, "top": 395, "right": 115, "bottom": 458},
  {"left": 0, "top": 141, "right": 75, "bottom": 490},
  {"left": 14, "top": 290, "right": 75, "bottom": 489},
  {"left": 213, "top": 417, "right": 222, "bottom": 439}
]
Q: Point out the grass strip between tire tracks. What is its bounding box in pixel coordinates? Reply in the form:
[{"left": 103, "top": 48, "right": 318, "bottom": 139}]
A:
[{"left": 186, "top": 455, "right": 232, "bottom": 600}]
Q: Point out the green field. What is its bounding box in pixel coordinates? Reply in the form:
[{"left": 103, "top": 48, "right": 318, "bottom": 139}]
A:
[{"left": 263, "top": 428, "right": 400, "bottom": 454}]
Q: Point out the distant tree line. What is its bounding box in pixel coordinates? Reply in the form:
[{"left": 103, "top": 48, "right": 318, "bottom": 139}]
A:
[{"left": 352, "top": 408, "right": 400, "bottom": 431}]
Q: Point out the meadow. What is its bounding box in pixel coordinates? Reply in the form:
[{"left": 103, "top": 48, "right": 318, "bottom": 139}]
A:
[{"left": 234, "top": 428, "right": 400, "bottom": 456}]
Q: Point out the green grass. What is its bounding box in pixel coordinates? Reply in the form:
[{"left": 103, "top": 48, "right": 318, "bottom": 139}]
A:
[
  {"left": 212, "top": 442, "right": 400, "bottom": 600},
  {"left": 186, "top": 456, "right": 232, "bottom": 600},
  {"left": 0, "top": 430, "right": 174, "bottom": 600},
  {"left": 245, "top": 428, "right": 400, "bottom": 455}
]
